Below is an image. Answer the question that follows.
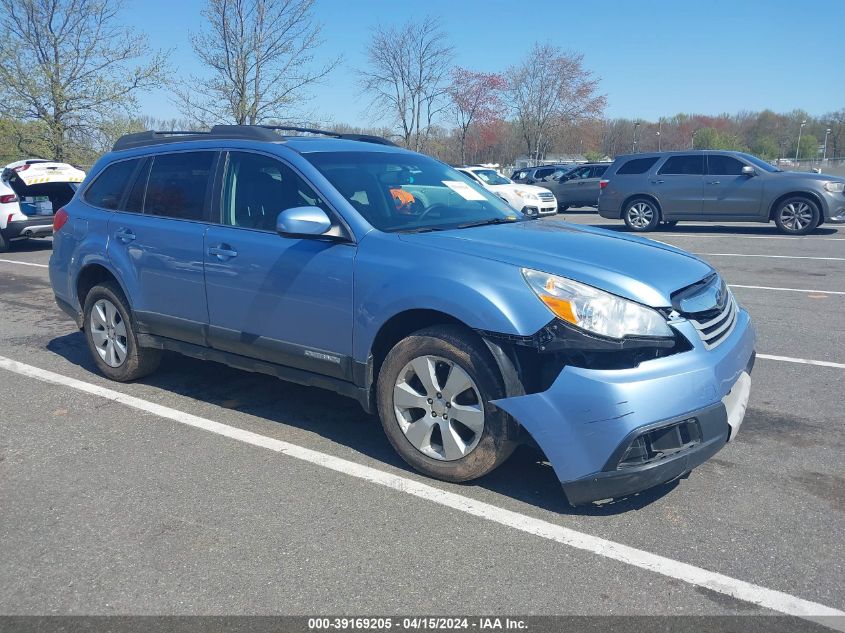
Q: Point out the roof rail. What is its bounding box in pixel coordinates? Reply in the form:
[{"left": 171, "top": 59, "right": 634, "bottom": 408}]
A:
[
  {"left": 112, "top": 130, "right": 211, "bottom": 151},
  {"left": 259, "top": 125, "right": 396, "bottom": 146},
  {"left": 112, "top": 124, "right": 396, "bottom": 152}
]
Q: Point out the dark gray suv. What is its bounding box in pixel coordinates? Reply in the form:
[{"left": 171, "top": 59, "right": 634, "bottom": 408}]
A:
[
  {"left": 548, "top": 162, "right": 610, "bottom": 211},
  {"left": 598, "top": 150, "right": 845, "bottom": 235}
]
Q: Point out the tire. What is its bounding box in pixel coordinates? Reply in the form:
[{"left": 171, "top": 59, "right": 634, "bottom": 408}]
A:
[
  {"left": 558, "top": 204, "right": 569, "bottom": 213},
  {"left": 623, "top": 198, "right": 661, "bottom": 232},
  {"left": 376, "top": 325, "right": 517, "bottom": 483},
  {"left": 773, "top": 196, "right": 820, "bottom": 235},
  {"left": 0, "top": 233, "right": 8, "bottom": 253},
  {"left": 83, "top": 282, "right": 161, "bottom": 381}
]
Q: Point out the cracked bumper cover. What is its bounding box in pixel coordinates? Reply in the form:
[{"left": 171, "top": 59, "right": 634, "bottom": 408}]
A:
[{"left": 491, "top": 308, "right": 756, "bottom": 505}]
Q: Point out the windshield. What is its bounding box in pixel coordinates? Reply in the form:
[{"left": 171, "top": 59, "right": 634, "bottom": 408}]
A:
[
  {"left": 306, "top": 151, "right": 522, "bottom": 232},
  {"left": 738, "top": 152, "right": 780, "bottom": 173},
  {"left": 472, "top": 169, "right": 511, "bottom": 186}
]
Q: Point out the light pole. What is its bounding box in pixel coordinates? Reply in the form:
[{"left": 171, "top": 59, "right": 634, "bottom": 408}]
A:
[
  {"left": 691, "top": 129, "right": 699, "bottom": 149},
  {"left": 823, "top": 128, "right": 831, "bottom": 164},
  {"left": 632, "top": 122, "right": 640, "bottom": 153},
  {"left": 795, "top": 119, "right": 807, "bottom": 163},
  {"left": 657, "top": 119, "right": 662, "bottom": 151}
]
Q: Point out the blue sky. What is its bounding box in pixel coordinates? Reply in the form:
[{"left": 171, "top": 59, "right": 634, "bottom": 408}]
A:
[{"left": 125, "top": 0, "right": 845, "bottom": 125}]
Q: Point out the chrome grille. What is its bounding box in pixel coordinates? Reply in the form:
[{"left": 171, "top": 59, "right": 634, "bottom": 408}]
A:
[
  {"left": 688, "top": 290, "right": 737, "bottom": 350},
  {"left": 537, "top": 191, "right": 555, "bottom": 202}
]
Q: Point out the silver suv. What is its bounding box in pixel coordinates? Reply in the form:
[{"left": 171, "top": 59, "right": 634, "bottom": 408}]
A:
[{"left": 598, "top": 150, "right": 845, "bottom": 235}]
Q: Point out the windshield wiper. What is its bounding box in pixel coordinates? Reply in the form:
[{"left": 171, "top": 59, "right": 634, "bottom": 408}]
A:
[
  {"left": 455, "top": 217, "right": 521, "bottom": 229},
  {"left": 399, "top": 226, "right": 447, "bottom": 233}
]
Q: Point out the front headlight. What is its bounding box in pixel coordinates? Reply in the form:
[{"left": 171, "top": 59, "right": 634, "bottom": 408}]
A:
[
  {"left": 514, "top": 189, "right": 539, "bottom": 201},
  {"left": 823, "top": 181, "right": 845, "bottom": 193},
  {"left": 522, "top": 268, "right": 673, "bottom": 339}
]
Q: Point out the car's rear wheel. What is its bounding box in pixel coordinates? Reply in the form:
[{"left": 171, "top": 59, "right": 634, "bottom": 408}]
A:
[
  {"left": 773, "top": 197, "right": 820, "bottom": 235},
  {"left": 83, "top": 282, "right": 161, "bottom": 381},
  {"left": 0, "top": 233, "right": 8, "bottom": 253},
  {"left": 623, "top": 198, "right": 660, "bottom": 231},
  {"left": 376, "top": 325, "right": 516, "bottom": 482}
]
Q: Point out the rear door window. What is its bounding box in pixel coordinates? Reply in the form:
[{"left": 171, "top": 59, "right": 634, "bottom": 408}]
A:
[
  {"left": 534, "top": 167, "right": 555, "bottom": 180},
  {"left": 144, "top": 152, "right": 215, "bottom": 221},
  {"left": 616, "top": 157, "right": 659, "bottom": 175},
  {"left": 658, "top": 155, "right": 705, "bottom": 175},
  {"left": 83, "top": 159, "right": 141, "bottom": 210},
  {"left": 707, "top": 155, "right": 745, "bottom": 175},
  {"left": 591, "top": 165, "right": 609, "bottom": 177},
  {"left": 124, "top": 158, "right": 152, "bottom": 213}
]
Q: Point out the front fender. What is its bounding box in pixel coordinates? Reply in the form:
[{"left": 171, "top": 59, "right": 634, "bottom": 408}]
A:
[{"left": 352, "top": 232, "right": 553, "bottom": 362}]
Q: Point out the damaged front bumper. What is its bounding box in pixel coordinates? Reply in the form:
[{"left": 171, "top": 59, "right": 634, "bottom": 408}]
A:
[{"left": 491, "top": 308, "right": 756, "bottom": 505}]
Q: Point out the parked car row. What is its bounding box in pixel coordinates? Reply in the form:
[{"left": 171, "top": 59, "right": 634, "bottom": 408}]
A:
[{"left": 597, "top": 150, "right": 845, "bottom": 235}]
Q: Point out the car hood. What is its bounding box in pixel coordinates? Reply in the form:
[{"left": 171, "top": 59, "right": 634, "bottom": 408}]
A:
[
  {"left": 769, "top": 170, "right": 845, "bottom": 182},
  {"left": 398, "top": 220, "right": 714, "bottom": 307}
]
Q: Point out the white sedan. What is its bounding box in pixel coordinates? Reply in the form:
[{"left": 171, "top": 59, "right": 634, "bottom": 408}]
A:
[{"left": 457, "top": 166, "right": 558, "bottom": 217}]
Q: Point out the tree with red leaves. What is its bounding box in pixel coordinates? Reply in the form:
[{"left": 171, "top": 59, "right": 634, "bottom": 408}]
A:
[{"left": 448, "top": 68, "right": 507, "bottom": 165}]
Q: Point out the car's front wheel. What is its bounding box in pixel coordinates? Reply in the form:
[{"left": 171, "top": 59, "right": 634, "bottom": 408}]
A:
[
  {"left": 773, "top": 197, "right": 820, "bottom": 235},
  {"left": 623, "top": 198, "right": 660, "bottom": 231},
  {"left": 376, "top": 325, "right": 516, "bottom": 482},
  {"left": 83, "top": 282, "right": 161, "bottom": 381},
  {"left": 558, "top": 204, "right": 569, "bottom": 213}
]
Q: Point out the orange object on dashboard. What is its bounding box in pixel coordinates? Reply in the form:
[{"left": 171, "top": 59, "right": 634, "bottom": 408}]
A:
[{"left": 390, "top": 187, "right": 415, "bottom": 213}]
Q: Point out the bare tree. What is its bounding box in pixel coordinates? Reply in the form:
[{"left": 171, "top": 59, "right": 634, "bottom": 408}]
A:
[
  {"left": 0, "top": 0, "right": 168, "bottom": 161},
  {"left": 508, "top": 43, "right": 605, "bottom": 162},
  {"left": 360, "top": 16, "right": 453, "bottom": 152},
  {"left": 180, "top": 0, "right": 339, "bottom": 127}
]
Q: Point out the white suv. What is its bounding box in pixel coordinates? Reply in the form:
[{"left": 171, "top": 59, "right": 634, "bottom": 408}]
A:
[
  {"left": 457, "top": 166, "right": 557, "bottom": 216},
  {"left": 0, "top": 159, "right": 85, "bottom": 252}
]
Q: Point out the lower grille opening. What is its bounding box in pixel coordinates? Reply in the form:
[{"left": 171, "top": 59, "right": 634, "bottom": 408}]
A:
[{"left": 617, "top": 418, "right": 701, "bottom": 469}]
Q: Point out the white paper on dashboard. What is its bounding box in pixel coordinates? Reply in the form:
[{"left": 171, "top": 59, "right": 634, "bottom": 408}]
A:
[{"left": 442, "top": 180, "right": 486, "bottom": 201}]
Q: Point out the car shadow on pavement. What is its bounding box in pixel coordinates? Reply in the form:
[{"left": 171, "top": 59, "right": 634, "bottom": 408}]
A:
[
  {"left": 4, "top": 238, "right": 54, "bottom": 253},
  {"left": 591, "top": 223, "right": 840, "bottom": 236},
  {"left": 47, "top": 331, "right": 679, "bottom": 516}
]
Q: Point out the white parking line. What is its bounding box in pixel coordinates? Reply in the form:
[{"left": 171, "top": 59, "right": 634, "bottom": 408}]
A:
[
  {"left": 730, "top": 284, "right": 845, "bottom": 296},
  {"left": 0, "top": 354, "right": 842, "bottom": 622},
  {"left": 0, "top": 258, "right": 48, "bottom": 268},
  {"left": 697, "top": 253, "right": 845, "bottom": 261},
  {"left": 757, "top": 354, "right": 845, "bottom": 369}
]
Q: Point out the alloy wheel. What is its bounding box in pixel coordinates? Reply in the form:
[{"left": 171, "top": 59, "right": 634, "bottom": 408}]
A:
[
  {"left": 626, "top": 202, "right": 655, "bottom": 228},
  {"left": 90, "top": 298, "right": 128, "bottom": 367},
  {"left": 779, "top": 201, "right": 813, "bottom": 231},
  {"left": 392, "top": 355, "right": 485, "bottom": 461}
]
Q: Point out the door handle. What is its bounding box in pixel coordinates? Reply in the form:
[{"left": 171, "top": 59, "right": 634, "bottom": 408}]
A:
[
  {"left": 706, "top": 180, "right": 721, "bottom": 185},
  {"left": 114, "top": 227, "right": 135, "bottom": 243},
  {"left": 650, "top": 179, "right": 664, "bottom": 184},
  {"left": 208, "top": 244, "right": 238, "bottom": 260}
]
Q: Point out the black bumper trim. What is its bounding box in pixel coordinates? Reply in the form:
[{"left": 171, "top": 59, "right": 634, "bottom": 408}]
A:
[
  {"left": 561, "top": 404, "right": 730, "bottom": 506},
  {"left": 54, "top": 295, "right": 83, "bottom": 329},
  {"left": 1, "top": 217, "right": 54, "bottom": 239}
]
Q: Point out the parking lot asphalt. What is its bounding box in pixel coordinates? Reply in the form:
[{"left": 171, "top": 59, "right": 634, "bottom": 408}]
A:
[{"left": 0, "top": 214, "right": 843, "bottom": 620}]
